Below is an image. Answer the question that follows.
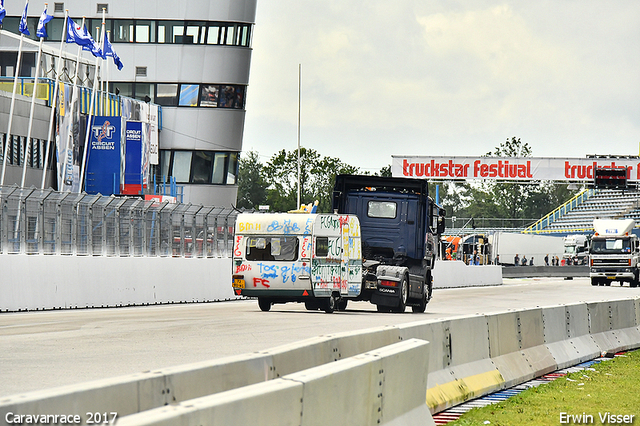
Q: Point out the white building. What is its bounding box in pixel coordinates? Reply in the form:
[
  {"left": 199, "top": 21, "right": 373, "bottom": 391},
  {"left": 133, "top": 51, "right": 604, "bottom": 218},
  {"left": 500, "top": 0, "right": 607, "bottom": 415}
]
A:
[{"left": 0, "top": 0, "right": 257, "bottom": 206}]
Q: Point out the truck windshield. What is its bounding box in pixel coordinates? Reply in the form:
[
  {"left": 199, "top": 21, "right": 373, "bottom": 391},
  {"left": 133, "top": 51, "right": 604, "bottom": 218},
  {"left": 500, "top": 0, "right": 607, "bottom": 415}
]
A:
[
  {"left": 245, "top": 237, "right": 299, "bottom": 261},
  {"left": 591, "top": 238, "right": 631, "bottom": 254},
  {"left": 564, "top": 246, "right": 576, "bottom": 255}
]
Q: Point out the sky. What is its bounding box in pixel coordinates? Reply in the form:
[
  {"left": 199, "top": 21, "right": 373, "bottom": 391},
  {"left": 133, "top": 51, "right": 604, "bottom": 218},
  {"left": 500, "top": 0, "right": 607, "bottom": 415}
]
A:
[{"left": 242, "top": 1, "right": 640, "bottom": 173}]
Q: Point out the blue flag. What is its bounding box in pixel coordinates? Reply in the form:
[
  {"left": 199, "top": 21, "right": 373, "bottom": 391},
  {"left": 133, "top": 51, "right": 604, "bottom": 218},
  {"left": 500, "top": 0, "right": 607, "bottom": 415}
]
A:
[
  {"left": 36, "top": 5, "right": 53, "bottom": 38},
  {"left": 103, "top": 35, "right": 124, "bottom": 70},
  {"left": 19, "top": 0, "right": 30, "bottom": 36},
  {"left": 0, "top": 0, "right": 6, "bottom": 26},
  {"left": 66, "top": 18, "right": 103, "bottom": 58}
]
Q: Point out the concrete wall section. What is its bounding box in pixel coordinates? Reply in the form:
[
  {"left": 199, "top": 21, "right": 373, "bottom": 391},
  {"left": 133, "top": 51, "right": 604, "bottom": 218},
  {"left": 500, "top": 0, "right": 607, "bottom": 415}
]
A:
[
  {"left": 0, "top": 255, "right": 237, "bottom": 311},
  {"left": 432, "top": 261, "right": 502, "bottom": 288},
  {"left": 113, "top": 339, "right": 433, "bottom": 426}
]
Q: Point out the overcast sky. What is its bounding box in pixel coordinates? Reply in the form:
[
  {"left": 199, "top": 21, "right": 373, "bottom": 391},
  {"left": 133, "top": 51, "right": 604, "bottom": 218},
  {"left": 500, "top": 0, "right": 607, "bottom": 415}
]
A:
[{"left": 242, "top": 1, "right": 640, "bottom": 173}]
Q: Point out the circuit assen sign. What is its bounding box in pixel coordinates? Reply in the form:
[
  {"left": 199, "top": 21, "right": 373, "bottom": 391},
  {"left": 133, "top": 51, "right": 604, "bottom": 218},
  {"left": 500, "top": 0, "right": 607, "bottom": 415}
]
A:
[{"left": 391, "top": 156, "right": 640, "bottom": 182}]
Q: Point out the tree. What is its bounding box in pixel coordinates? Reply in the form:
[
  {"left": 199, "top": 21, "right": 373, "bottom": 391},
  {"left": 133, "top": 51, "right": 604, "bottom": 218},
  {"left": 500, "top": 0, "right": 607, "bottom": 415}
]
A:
[
  {"left": 262, "top": 147, "right": 359, "bottom": 212},
  {"left": 236, "top": 151, "right": 267, "bottom": 210},
  {"left": 485, "top": 137, "right": 535, "bottom": 219}
]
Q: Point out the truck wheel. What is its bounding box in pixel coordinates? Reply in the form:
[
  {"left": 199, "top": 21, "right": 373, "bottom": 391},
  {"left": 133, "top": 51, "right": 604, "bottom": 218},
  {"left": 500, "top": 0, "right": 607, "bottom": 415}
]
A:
[
  {"left": 393, "top": 276, "right": 408, "bottom": 313},
  {"left": 591, "top": 278, "right": 599, "bottom": 286},
  {"left": 323, "top": 296, "right": 336, "bottom": 314},
  {"left": 412, "top": 273, "right": 432, "bottom": 313},
  {"left": 258, "top": 298, "right": 271, "bottom": 312},
  {"left": 337, "top": 299, "right": 348, "bottom": 311}
]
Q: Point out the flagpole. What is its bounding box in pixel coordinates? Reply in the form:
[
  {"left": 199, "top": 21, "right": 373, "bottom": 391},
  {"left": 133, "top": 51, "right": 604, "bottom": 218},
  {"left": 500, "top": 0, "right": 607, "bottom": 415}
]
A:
[
  {"left": 21, "top": 36, "right": 44, "bottom": 187},
  {"left": 297, "top": 63, "right": 301, "bottom": 209},
  {"left": 41, "top": 11, "right": 68, "bottom": 189},
  {"left": 78, "top": 13, "right": 105, "bottom": 193},
  {"left": 21, "top": 4, "right": 52, "bottom": 187},
  {"left": 0, "top": 0, "right": 29, "bottom": 186}
]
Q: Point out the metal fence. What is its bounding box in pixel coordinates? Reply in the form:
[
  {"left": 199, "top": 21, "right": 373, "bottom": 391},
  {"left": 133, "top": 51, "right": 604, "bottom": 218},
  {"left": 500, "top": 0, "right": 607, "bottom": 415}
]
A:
[{"left": 0, "top": 186, "right": 239, "bottom": 258}]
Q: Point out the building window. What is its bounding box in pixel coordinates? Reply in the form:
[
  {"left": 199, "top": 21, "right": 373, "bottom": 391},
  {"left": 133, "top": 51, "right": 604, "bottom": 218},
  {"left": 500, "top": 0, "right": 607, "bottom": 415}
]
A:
[
  {"left": 200, "top": 85, "right": 219, "bottom": 107},
  {"left": 172, "top": 151, "right": 192, "bottom": 182},
  {"left": 2, "top": 17, "right": 253, "bottom": 46},
  {"left": 135, "top": 21, "right": 155, "bottom": 43},
  {"left": 191, "top": 151, "right": 213, "bottom": 183},
  {"left": 159, "top": 150, "right": 239, "bottom": 185},
  {"left": 155, "top": 84, "right": 178, "bottom": 106},
  {"left": 178, "top": 84, "right": 199, "bottom": 106},
  {"left": 113, "top": 19, "right": 133, "bottom": 42}
]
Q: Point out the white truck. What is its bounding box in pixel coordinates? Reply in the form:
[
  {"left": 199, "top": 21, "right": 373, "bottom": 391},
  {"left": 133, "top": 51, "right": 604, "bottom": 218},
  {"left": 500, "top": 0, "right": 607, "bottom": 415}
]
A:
[
  {"left": 589, "top": 219, "right": 640, "bottom": 287},
  {"left": 489, "top": 232, "right": 564, "bottom": 266},
  {"left": 563, "top": 234, "right": 589, "bottom": 265}
]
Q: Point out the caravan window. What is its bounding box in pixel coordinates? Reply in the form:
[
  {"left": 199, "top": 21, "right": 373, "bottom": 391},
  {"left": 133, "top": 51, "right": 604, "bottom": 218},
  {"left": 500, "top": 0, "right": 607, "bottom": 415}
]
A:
[{"left": 246, "top": 237, "right": 299, "bottom": 261}]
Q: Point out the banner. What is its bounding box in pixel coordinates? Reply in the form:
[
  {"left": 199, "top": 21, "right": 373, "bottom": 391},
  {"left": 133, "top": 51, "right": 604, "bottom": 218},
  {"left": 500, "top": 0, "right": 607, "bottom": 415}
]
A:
[
  {"left": 392, "top": 156, "right": 640, "bottom": 182},
  {"left": 85, "top": 117, "right": 121, "bottom": 195},
  {"left": 122, "top": 121, "right": 143, "bottom": 194},
  {"left": 56, "top": 83, "right": 83, "bottom": 192}
]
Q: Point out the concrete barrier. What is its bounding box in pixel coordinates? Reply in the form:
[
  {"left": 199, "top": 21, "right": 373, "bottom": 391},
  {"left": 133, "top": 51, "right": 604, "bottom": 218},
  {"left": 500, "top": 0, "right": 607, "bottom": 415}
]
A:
[
  {"left": 114, "top": 339, "right": 433, "bottom": 426},
  {"left": 0, "top": 256, "right": 236, "bottom": 311},
  {"left": 2, "top": 298, "right": 639, "bottom": 424},
  {"left": 502, "top": 265, "right": 589, "bottom": 278},
  {"left": 433, "top": 261, "right": 502, "bottom": 288}
]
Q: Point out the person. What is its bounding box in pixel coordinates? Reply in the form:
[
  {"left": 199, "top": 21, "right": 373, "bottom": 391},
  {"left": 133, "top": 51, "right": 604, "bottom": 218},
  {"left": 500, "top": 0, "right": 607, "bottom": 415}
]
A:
[
  {"left": 530, "top": 257, "right": 534, "bottom": 266},
  {"left": 555, "top": 255, "right": 560, "bottom": 266},
  {"left": 521, "top": 255, "right": 528, "bottom": 266},
  {"left": 514, "top": 253, "right": 520, "bottom": 266},
  {"left": 495, "top": 254, "right": 500, "bottom": 265},
  {"left": 544, "top": 254, "right": 549, "bottom": 266}
]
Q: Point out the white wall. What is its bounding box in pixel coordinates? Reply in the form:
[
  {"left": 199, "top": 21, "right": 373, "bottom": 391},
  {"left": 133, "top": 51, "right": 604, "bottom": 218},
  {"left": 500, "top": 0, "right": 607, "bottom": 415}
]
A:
[
  {"left": 0, "top": 255, "right": 236, "bottom": 312},
  {"left": 433, "top": 261, "right": 502, "bottom": 288}
]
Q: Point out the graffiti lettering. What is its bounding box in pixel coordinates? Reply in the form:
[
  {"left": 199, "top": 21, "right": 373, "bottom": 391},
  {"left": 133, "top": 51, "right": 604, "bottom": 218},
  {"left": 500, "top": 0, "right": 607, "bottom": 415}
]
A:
[
  {"left": 235, "top": 263, "right": 252, "bottom": 273},
  {"left": 237, "top": 222, "right": 262, "bottom": 232},
  {"left": 234, "top": 235, "right": 242, "bottom": 257},
  {"left": 257, "top": 262, "right": 278, "bottom": 279},
  {"left": 320, "top": 216, "right": 340, "bottom": 230},
  {"left": 253, "top": 277, "right": 270, "bottom": 288}
]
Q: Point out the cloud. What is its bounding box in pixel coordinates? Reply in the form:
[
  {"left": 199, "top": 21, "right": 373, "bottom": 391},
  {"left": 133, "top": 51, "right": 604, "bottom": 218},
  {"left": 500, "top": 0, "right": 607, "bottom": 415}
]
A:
[{"left": 244, "top": 1, "right": 640, "bottom": 170}]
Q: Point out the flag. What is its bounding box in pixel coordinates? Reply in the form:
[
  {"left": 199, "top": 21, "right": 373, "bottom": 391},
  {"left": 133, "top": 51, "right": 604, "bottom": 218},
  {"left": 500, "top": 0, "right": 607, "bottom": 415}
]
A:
[
  {"left": 66, "top": 18, "right": 103, "bottom": 58},
  {"left": 19, "top": 0, "right": 30, "bottom": 36},
  {"left": 0, "top": 0, "right": 6, "bottom": 26},
  {"left": 103, "top": 35, "right": 124, "bottom": 70},
  {"left": 36, "top": 5, "right": 53, "bottom": 38}
]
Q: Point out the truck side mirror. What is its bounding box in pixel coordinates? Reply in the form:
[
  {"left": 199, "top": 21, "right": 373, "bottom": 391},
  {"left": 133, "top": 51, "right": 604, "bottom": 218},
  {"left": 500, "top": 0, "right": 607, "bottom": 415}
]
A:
[{"left": 437, "top": 216, "right": 445, "bottom": 234}]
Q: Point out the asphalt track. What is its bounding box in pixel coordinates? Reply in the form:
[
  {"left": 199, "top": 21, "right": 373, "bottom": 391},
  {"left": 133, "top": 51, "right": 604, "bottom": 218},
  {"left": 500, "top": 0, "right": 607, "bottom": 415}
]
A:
[{"left": 1, "top": 277, "right": 639, "bottom": 397}]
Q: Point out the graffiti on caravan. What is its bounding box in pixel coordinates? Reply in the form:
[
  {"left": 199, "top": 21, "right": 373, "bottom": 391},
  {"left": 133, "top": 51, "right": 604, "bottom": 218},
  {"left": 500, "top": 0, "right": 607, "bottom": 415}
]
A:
[{"left": 391, "top": 156, "right": 640, "bottom": 182}]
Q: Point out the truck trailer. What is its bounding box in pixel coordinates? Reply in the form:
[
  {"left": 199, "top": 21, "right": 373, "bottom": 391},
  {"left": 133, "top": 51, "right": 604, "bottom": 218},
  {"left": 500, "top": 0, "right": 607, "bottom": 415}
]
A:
[
  {"left": 232, "top": 175, "right": 446, "bottom": 313},
  {"left": 490, "top": 232, "right": 564, "bottom": 266}
]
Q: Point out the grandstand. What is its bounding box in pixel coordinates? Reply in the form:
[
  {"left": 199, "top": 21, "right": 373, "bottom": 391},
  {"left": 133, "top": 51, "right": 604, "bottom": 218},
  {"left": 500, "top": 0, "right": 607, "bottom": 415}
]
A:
[
  {"left": 527, "top": 188, "right": 640, "bottom": 234},
  {"left": 443, "top": 188, "right": 640, "bottom": 237}
]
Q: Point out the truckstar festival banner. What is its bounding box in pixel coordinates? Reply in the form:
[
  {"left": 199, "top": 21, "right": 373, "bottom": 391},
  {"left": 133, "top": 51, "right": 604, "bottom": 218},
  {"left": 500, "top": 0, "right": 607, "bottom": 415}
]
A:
[{"left": 391, "top": 156, "right": 640, "bottom": 182}]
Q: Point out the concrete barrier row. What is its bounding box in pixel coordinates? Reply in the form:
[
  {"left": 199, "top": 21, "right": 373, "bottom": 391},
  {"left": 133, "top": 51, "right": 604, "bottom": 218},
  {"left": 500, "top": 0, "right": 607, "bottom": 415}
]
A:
[
  {"left": 0, "top": 256, "right": 236, "bottom": 311},
  {"left": 114, "top": 339, "right": 432, "bottom": 426},
  {"left": 0, "top": 257, "right": 500, "bottom": 312},
  {"left": 2, "top": 298, "right": 639, "bottom": 425}
]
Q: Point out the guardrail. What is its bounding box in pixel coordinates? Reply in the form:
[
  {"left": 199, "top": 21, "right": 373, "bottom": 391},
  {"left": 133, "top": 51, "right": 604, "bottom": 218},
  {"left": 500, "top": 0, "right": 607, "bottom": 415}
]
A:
[{"left": 2, "top": 298, "right": 638, "bottom": 425}]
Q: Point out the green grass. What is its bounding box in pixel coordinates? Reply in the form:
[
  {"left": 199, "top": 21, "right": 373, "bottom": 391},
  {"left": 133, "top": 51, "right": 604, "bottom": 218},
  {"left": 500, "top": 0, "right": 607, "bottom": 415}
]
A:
[{"left": 448, "top": 349, "right": 640, "bottom": 426}]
